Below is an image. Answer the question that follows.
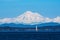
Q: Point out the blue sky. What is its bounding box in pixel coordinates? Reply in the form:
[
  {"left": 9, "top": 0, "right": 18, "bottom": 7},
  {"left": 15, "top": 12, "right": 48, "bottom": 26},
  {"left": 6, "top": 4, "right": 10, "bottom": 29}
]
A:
[{"left": 0, "top": 0, "right": 60, "bottom": 18}]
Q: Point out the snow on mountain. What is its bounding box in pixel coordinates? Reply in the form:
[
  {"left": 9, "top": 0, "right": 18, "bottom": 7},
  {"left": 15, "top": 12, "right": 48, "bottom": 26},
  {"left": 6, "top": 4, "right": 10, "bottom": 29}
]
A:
[{"left": 0, "top": 11, "right": 60, "bottom": 25}]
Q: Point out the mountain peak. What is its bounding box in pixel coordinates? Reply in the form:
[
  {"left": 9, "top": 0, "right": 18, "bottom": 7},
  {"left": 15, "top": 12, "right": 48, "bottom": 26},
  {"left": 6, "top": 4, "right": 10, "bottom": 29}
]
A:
[{"left": 0, "top": 11, "right": 60, "bottom": 25}]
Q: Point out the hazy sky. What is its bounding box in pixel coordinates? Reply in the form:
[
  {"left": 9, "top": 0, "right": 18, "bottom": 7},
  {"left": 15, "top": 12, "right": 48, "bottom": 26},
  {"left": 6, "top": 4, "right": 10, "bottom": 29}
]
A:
[{"left": 0, "top": 0, "right": 60, "bottom": 18}]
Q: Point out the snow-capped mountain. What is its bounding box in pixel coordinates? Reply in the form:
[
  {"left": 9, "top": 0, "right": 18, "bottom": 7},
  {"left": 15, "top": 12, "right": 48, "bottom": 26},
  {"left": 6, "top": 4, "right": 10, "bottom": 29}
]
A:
[{"left": 0, "top": 11, "right": 60, "bottom": 25}]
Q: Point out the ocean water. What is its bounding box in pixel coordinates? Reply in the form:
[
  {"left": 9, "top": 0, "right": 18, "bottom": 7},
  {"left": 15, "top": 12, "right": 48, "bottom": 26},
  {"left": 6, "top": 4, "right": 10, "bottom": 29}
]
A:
[{"left": 0, "top": 32, "right": 60, "bottom": 40}]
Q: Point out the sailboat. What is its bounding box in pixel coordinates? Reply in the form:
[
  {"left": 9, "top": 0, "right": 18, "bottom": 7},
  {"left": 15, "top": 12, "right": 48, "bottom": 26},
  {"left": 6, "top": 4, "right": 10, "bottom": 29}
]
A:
[{"left": 36, "top": 25, "right": 38, "bottom": 31}]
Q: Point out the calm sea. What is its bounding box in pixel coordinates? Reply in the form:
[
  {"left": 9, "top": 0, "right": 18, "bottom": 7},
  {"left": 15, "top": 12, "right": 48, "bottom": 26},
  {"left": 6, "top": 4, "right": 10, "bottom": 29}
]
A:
[{"left": 0, "top": 32, "right": 60, "bottom": 40}]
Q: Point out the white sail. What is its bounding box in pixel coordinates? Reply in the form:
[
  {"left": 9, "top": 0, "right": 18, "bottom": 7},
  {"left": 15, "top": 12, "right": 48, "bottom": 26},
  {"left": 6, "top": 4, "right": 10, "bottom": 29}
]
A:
[{"left": 36, "top": 26, "right": 38, "bottom": 31}]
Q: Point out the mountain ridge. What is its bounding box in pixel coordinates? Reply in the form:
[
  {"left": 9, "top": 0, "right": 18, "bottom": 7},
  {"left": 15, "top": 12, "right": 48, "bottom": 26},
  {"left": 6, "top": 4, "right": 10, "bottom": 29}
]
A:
[{"left": 0, "top": 22, "right": 60, "bottom": 28}]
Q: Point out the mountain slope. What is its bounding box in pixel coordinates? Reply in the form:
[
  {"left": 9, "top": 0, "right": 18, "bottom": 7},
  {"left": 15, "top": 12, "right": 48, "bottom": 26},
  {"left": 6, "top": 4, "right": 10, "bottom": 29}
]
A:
[{"left": 0, "top": 22, "right": 60, "bottom": 28}]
